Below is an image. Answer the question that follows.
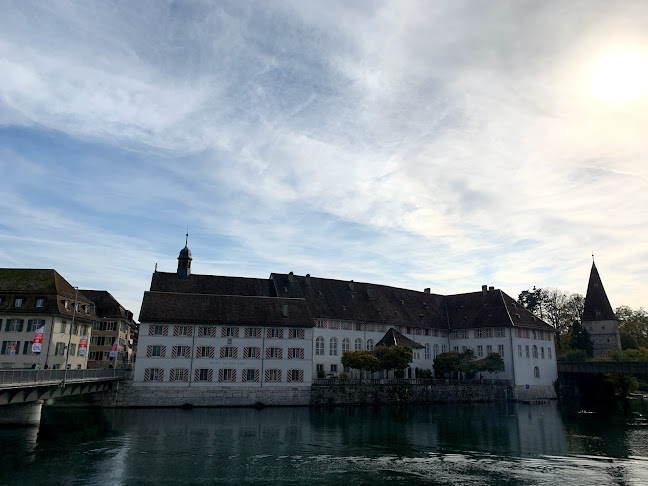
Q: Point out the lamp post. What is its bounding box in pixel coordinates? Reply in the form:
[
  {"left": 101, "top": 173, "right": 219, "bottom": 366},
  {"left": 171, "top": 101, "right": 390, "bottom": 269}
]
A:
[{"left": 62, "top": 286, "right": 79, "bottom": 388}]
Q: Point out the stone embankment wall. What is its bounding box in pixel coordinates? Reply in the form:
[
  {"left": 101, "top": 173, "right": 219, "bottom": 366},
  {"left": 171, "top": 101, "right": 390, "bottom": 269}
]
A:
[{"left": 93, "top": 375, "right": 517, "bottom": 408}]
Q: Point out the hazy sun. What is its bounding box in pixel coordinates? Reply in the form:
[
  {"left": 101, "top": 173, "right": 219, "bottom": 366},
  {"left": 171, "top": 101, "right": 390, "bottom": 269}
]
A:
[{"left": 591, "top": 51, "right": 648, "bottom": 103}]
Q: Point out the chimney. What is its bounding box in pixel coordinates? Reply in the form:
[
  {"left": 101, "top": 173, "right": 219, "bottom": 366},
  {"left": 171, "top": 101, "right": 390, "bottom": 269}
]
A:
[
  {"left": 288, "top": 271, "right": 294, "bottom": 284},
  {"left": 349, "top": 280, "right": 355, "bottom": 292},
  {"left": 489, "top": 286, "right": 494, "bottom": 291},
  {"left": 282, "top": 304, "right": 288, "bottom": 318},
  {"left": 482, "top": 285, "right": 487, "bottom": 297},
  {"left": 305, "top": 274, "right": 311, "bottom": 285},
  {"left": 424, "top": 288, "right": 430, "bottom": 294}
]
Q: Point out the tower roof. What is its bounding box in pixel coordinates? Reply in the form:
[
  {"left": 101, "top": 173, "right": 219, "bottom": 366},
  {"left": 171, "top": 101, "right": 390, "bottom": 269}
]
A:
[
  {"left": 178, "top": 245, "right": 192, "bottom": 260},
  {"left": 582, "top": 262, "right": 616, "bottom": 321}
]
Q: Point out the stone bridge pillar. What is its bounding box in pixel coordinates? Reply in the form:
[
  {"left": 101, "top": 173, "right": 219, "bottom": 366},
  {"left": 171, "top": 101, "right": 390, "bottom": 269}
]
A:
[{"left": 0, "top": 400, "right": 44, "bottom": 426}]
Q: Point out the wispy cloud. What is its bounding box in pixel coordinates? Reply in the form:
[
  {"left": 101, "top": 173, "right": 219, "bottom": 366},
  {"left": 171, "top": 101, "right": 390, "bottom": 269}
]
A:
[{"left": 1, "top": 0, "right": 647, "bottom": 317}]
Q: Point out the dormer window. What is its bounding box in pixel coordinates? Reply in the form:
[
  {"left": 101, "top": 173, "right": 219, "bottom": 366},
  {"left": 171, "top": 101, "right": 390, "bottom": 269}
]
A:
[
  {"left": 64, "top": 300, "right": 69, "bottom": 309},
  {"left": 14, "top": 298, "right": 23, "bottom": 308},
  {"left": 84, "top": 305, "right": 89, "bottom": 314},
  {"left": 36, "top": 298, "right": 45, "bottom": 308}
]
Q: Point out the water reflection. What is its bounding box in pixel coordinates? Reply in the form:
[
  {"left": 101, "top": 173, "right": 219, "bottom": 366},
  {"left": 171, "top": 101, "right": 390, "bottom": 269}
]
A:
[{"left": 1, "top": 400, "right": 647, "bottom": 486}]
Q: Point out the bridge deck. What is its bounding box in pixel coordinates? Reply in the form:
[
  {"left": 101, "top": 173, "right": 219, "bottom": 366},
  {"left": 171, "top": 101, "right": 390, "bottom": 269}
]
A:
[
  {"left": 0, "top": 369, "right": 126, "bottom": 389},
  {"left": 558, "top": 361, "right": 648, "bottom": 375}
]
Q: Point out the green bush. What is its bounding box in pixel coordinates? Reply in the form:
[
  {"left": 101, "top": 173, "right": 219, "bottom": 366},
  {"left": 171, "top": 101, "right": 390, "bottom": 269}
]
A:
[
  {"left": 339, "top": 371, "right": 349, "bottom": 380},
  {"left": 316, "top": 370, "right": 326, "bottom": 379},
  {"left": 557, "top": 349, "right": 588, "bottom": 362}
]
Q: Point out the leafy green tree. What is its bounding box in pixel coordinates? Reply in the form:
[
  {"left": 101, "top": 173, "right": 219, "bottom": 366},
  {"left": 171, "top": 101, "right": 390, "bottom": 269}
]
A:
[
  {"left": 616, "top": 306, "right": 648, "bottom": 348},
  {"left": 569, "top": 320, "right": 593, "bottom": 357},
  {"left": 620, "top": 332, "right": 639, "bottom": 350},
  {"left": 479, "top": 353, "right": 505, "bottom": 374},
  {"left": 341, "top": 350, "right": 381, "bottom": 374},
  {"left": 433, "top": 351, "right": 461, "bottom": 377},
  {"left": 518, "top": 287, "right": 544, "bottom": 316},
  {"left": 373, "top": 345, "right": 413, "bottom": 375}
]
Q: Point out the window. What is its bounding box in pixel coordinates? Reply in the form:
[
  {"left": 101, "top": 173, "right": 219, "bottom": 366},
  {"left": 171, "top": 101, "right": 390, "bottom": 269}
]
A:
[
  {"left": 532, "top": 345, "right": 538, "bottom": 358},
  {"left": 541, "top": 347, "right": 545, "bottom": 359},
  {"left": 342, "top": 338, "right": 350, "bottom": 353},
  {"left": 1, "top": 341, "right": 17, "bottom": 355},
  {"left": 245, "top": 369, "right": 257, "bottom": 382},
  {"left": 485, "top": 329, "right": 492, "bottom": 338},
  {"left": 548, "top": 348, "right": 552, "bottom": 359},
  {"left": 223, "top": 327, "right": 236, "bottom": 337},
  {"left": 525, "top": 346, "right": 530, "bottom": 358},
  {"left": 534, "top": 366, "right": 540, "bottom": 378},
  {"left": 486, "top": 345, "right": 492, "bottom": 355},
  {"left": 289, "top": 369, "right": 302, "bottom": 382},
  {"left": 329, "top": 337, "right": 338, "bottom": 356},
  {"left": 221, "top": 369, "right": 235, "bottom": 382},
  {"left": 425, "top": 344, "right": 430, "bottom": 360},
  {"left": 146, "top": 368, "right": 162, "bottom": 381},
  {"left": 518, "top": 345, "right": 522, "bottom": 357},
  {"left": 171, "top": 368, "right": 187, "bottom": 382},
  {"left": 268, "top": 347, "right": 281, "bottom": 359},
  {"left": 461, "top": 330, "right": 469, "bottom": 339},
  {"left": 64, "top": 300, "right": 69, "bottom": 309},
  {"left": 174, "top": 345, "right": 189, "bottom": 358},
  {"left": 14, "top": 298, "right": 23, "bottom": 308},
  {"left": 355, "top": 338, "right": 362, "bottom": 351},
  {"left": 152, "top": 325, "right": 164, "bottom": 335},
  {"left": 60, "top": 321, "right": 67, "bottom": 333},
  {"left": 5, "top": 319, "right": 23, "bottom": 332},
  {"left": 367, "top": 339, "right": 374, "bottom": 351},
  {"left": 175, "top": 325, "right": 191, "bottom": 336},
  {"left": 441, "top": 344, "right": 447, "bottom": 353},
  {"left": 288, "top": 348, "right": 304, "bottom": 359},
  {"left": 330, "top": 364, "right": 338, "bottom": 373},
  {"left": 222, "top": 346, "right": 236, "bottom": 358},
  {"left": 475, "top": 329, "right": 483, "bottom": 338},
  {"left": 22, "top": 341, "right": 30, "bottom": 355},
  {"left": 69, "top": 343, "right": 76, "bottom": 356},
  {"left": 477, "top": 345, "right": 483, "bottom": 357},
  {"left": 289, "top": 329, "right": 305, "bottom": 339},
  {"left": 316, "top": 364, "right": 324, "bottom": 373},
  {"left": 433, "top": 344, "right": 439, "bottom": 358},
  {"left": 266, "top": 369, "right": 280, "bottom": 382},
  {"left": 246, "top": 327, "right": 260, "bottom": 338},
  {"left": 268, "top": 328, "right": 282, "bottom": 339},
  {"left": 495, "top": 328, "right": 506, "bottom": 338},
  {"left": 244, "top": 347, "right": 261, "bottom": 359},
  {"left": 498, "top": 344, "right": 504, "bottom": 357},
  {"left": 151, "top": 345, "right": 162, "bottom": 357},
  {"left": 36, "top": 298, "right": 45, "bottom": 307},
  {"left": 198, "top": 369, "right": 210, "bottom": 381},
  {"left": 315, "top": 337, "right": 325, "bottom": 355},
  {"left": 55, "top": 342, "right": 65, "bottom": 356},
  {"left": 72, "top": 324, "right": 79, "bottom": 335},
  {"left": 453, "top": 346, "right": 459, "bottom": 352}
]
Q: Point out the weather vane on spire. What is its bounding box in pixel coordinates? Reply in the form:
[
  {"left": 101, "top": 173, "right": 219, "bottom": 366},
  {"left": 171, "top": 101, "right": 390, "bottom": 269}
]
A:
[{"left": 186, "top": 225, "right": 189, "bottom": 246}]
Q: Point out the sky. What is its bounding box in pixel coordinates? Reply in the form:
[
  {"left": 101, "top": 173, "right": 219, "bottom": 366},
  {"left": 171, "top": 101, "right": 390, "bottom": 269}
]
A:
[{"left": 1, "top": 1, "right": 647, "bottom": 320}]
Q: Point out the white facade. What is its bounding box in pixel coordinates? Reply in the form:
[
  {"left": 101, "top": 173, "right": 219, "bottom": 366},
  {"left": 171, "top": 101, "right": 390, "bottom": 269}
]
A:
[{"left": 135, "top": 323, "right": 313, "bottom": 387}]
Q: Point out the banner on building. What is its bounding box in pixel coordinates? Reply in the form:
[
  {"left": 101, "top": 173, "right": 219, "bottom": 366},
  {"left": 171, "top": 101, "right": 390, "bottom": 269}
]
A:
[
  {"left": 109, "top": 339, "right": 119, "bottom": 358},
  {"left": 32, "top": 326, "right": 45, "bottom": 353},
  {"left": 10, "top": 342, "right": 17, "bottom": 356},
  {"left": 78, "top": 335, "right": 88, "bottom": 356}
]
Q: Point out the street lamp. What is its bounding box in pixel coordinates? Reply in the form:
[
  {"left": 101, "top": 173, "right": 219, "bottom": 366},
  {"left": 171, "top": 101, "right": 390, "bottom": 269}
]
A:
[{"left": 61, "top": 286, "right": 79, "bottom": 388}]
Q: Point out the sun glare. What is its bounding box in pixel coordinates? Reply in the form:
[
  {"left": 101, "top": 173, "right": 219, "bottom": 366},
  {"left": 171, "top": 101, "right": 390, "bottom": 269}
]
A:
[{"left": 591, "top": 51, "right": 648, "bottom": 103}]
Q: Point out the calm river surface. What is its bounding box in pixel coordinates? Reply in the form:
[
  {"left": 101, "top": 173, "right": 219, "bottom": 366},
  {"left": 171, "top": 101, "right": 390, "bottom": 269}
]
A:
[{"left": 1, "top": 400, "right": 648, "bottom": 485}]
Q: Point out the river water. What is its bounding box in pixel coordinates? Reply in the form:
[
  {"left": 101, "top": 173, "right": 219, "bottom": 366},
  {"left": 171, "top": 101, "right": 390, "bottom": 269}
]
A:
[{"left": 1, "top": 400, "right": 647, "bottom": 485}]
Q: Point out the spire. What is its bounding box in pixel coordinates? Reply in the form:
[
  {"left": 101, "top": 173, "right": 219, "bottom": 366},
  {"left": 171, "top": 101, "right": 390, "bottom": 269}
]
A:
[
  {"left": 582, "top": 261, "right": 615, "bottom": 321},
  {"left": 177, "top": 234, "right": 193, "bottom": 280}
]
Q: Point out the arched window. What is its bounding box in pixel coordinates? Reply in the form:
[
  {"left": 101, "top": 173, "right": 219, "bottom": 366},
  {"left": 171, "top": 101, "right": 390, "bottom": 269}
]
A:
[
  {"left": 532, "top": 345, "right": 538, "bottom": 358},
  {"left": 315, "top": 337, "right": 324, "bottom": 356},
  {"left": 534, "top": 366, "right": 540, "bottom": 378},
  {"left": 441, "top": 344, "right": 447, "bottom": 353},
  {"left": 433, "top": 344, "right": 439, "bottom": 358},
  {"left": 355, "top": 338, "right": 362, "bottom": 351},
  {"left": 425, "top": 344, "right": 430, "bottom": 360},
  {"left": 330, "top": 337, "right": 338, "bottom": 356},
  {"left": 342, "top": 338, "right": 350, "bottom": 353},
  {"left": 367, "top": 339, "right": 374, "bottom": 351}
]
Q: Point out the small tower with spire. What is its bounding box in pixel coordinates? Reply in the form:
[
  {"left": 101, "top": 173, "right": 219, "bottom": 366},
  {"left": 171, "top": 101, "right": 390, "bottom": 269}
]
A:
[
  {"left": 177, "top": 232, "right": 192, "bottom": 280},
  {"left": 582, "top": 258, "right": 621, "bottom": 357}
]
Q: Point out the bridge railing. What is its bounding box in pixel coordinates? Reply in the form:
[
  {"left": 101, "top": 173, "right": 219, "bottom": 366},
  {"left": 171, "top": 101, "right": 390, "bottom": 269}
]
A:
[{"left": 0, "top": 368, "right": 126, "bottom": 387}]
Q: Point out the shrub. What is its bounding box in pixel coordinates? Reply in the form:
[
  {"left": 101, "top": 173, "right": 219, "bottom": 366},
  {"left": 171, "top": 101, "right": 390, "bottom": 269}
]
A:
[{"left": 316, "top": 369, "right": 326, "bottom": 379}]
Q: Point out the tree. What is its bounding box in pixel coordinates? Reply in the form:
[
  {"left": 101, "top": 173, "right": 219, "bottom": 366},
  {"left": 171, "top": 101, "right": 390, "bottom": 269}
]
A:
[
  {"left": 341, "top": 350, "right": 381, "bottom": 374},
  {"left": 433, "top": 351, "right": 461, "bottom": 377},
  {"left": 616, "top": 306, "right": 648, "bottom": 348},
  {"left": 479, "top": 353, "right": 505, "bottom": 375},
  {"left": 373, "top": 345, "right": 413, "bottom": 375},
  {"left": 620, "top": 332, "right": 639, "bottom": 350},
  {"left": 458, "top": 348, "right": 479, "bottom": 378},
  {"left": 569, "top": 320, "right": 593, "bottom": 357},
  {"left": 518, "top": 287, "right": 544, "bottom": 317}
]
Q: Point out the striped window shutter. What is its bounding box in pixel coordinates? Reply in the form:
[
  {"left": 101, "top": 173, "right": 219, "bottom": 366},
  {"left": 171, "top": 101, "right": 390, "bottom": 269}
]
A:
[
  {"left": 146, "top": 345, "right": 152, "bottom": 358},
  {"left": 220, "top": 347, "right": 225, "bottom": 358},
  {"left": 265, "top": 348, "right": 271, "bottom": 359},
  {"left": 173, "top": 326, "right": 179, "bottom": 336},
  {"left": 299, "top": 370, "right": 304, "bottom": 382},
  {"left": 278, "top": 329, "right": 284, "bottom": 339},
  {"left": 278, "top": 348, "right": 283, "bottom": 359},
  {"left": 160, "top": 346, "right": 166, "bottom": 358},
  {"left": 163, "top": 325, "right": 169, "bottom": 336},
  {"left": 233, "top": 328, "right": 239, "bottom": 338},
  {"left": 277, "top": 370, "right": 282, "bottom": 381},
  {"left": 169, "top": 369, "right": 175, "bottom": 381},
  {"left": 194, "top": 369, "right": 200, "bottom": 382},
  {"left": 208, "top": 369, "right": 213, "bottom": 382},
  {"left": 264, "top": 369, "right": 270, "bottom": 381},
  {"left": 232, "top": 369, "right": 237, "bottom": 382},
  {"left": 144, "top": 368, "right": 151, "bottom": 381},
  {"left": 218, "top": 369, "right": 224, "bottom": 382},
  {"left": 288, "top": 349, "right": 293, "bottom": 360},
  {"left": 171, "top": 346, "right": 177, "bottom": 358},
  {"left": 158, "top": 369, "right": 164, "bottom": 381},
  {"left": 187, "top": 326, "right": 193, "bottom": 337},
  {"left": 221, "top": 327, "right": 227, "bottom": 338},
  {"left": 299, "top": 348, "right": 304, "bottom": 359},
  {"left": 232, "top": 347, "right": 238, "bottom": 359},
  {"left": 184, "top": 346, "right": 191, "bottom": 358},
  {"left": 183, "top": 369, "right": 189, "bottom": 382},
  {"left": 244, "top": 328, "right": 250, "bottom": 338},
  {"left": 254, "top": 370, "right": 260, "bottom": 382},
  {"left": 198, "top": 327, "right": 203, "bottom": 337},
  {"left": 266, "top": 329, "right": 271, "bottom": 339},
  {"left": 287, "top": 370, "right": 292, "bottom": 382},
  {"left": 148, "top": 325, "right": 154, "bottom": 335},
  {"left": 243, "top": 347, "right": 249, "bottom": 358},
  {"left": 209, "top": 347, "right": 215, "bottom": 358},
  {"left": 196, "top": 347, "right": 202, "bottom": 358}
]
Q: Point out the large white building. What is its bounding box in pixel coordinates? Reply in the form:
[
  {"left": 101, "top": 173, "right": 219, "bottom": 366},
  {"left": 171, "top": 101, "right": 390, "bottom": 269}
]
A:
[{"left": 134, "top": 244, "right": 558, "bottom": 399}]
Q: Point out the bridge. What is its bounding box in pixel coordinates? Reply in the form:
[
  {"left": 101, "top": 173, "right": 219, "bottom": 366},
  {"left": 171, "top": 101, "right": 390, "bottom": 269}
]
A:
[{"left": 0, "top": 369, "right": 126, "bottom": 425}]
